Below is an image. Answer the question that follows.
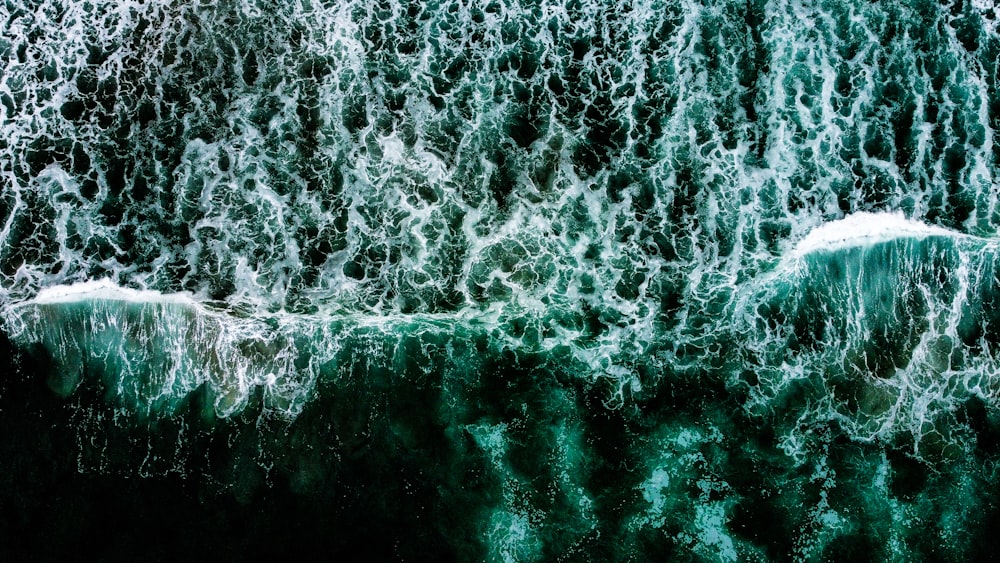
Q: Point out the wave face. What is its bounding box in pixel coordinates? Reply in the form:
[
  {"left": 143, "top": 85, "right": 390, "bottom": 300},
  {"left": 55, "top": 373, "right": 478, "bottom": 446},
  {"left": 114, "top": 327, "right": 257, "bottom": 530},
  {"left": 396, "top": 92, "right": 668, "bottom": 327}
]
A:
[{"left": 2, "top": 0, "right": 999, "bottom": 559}]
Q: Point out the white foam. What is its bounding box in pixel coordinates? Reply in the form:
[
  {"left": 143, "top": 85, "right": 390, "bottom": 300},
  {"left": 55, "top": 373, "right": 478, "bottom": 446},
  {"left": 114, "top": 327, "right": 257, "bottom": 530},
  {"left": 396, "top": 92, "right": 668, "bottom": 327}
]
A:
[
  {"left": 30, "top": 279, "right": 197, "bottom": 306},
  {"left": 793, "top": 212, "right": 956, "bottom": 258}
]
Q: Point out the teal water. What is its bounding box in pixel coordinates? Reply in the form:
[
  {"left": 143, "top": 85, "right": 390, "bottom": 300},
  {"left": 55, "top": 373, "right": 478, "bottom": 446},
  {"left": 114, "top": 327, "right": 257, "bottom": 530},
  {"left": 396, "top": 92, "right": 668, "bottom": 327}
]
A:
[{"left": 1, "top": 0, "right": 999, "bottom": 559}]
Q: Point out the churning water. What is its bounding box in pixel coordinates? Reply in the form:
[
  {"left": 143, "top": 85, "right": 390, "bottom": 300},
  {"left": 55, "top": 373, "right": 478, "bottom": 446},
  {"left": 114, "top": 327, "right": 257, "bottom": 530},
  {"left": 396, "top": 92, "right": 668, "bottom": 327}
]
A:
[{"left": 1, "top": 0, "right": 999, "bottom": 559}]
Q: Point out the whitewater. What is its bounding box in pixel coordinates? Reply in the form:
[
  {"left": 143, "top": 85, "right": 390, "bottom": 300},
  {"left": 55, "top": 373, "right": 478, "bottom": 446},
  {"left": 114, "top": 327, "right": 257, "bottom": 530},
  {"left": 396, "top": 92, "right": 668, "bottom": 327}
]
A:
[{"left": 1, "top": 0, "right": 999, "bottom": 560}]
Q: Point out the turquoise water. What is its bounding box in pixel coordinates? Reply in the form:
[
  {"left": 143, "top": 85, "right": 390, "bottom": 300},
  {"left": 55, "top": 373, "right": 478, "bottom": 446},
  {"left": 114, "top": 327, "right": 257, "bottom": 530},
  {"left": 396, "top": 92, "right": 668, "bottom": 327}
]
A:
[{"left": 1, "top": 0, "right": 999, "bottom": 559}]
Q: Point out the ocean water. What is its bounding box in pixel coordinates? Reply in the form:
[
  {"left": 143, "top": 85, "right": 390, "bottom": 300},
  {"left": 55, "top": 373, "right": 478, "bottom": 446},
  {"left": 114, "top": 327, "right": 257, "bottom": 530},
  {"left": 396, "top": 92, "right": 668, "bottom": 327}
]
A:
[{"left": 1, "top": 0, "right": 999, "bottom": 559}]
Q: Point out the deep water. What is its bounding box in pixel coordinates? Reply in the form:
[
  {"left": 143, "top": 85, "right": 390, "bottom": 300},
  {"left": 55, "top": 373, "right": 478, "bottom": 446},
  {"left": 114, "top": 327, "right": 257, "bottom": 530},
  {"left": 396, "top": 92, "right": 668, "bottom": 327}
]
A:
[{"left": 2, "top": 0, "right": 1000, "bottom": 560}]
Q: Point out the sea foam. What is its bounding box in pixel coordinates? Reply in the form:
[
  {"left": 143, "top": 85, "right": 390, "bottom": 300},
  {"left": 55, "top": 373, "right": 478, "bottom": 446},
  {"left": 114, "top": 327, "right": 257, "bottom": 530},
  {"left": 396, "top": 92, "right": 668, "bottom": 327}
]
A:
[
  {"left": 30, "top": 279, "right": 198, "bottom": 306},
  {"left": 794, "top": 212, "right": 957, "bottom": 258}
]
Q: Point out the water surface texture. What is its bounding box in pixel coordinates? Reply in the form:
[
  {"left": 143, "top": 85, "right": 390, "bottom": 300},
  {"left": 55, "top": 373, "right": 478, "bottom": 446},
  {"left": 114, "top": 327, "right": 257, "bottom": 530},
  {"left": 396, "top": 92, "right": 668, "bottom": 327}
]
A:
[{"left": 2, "top": 0, "right": 1000, "bottom": 560}]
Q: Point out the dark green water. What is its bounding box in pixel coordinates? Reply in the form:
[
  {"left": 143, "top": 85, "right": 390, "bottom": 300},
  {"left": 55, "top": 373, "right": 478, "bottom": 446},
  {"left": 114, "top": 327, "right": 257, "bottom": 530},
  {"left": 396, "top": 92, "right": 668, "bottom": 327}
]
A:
[{"left": 2, "top": 0, "right": 1000, "bottom": 560}]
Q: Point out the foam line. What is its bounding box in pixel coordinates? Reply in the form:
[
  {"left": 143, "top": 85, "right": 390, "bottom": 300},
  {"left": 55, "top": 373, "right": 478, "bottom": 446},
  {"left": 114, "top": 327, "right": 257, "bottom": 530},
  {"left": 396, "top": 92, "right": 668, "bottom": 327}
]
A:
[
  {"left": 30, "top": 279, "right": 199, "bottom": 306},
  {"left": 793, "top": 212, "right": 959, "bottom": 258}
]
